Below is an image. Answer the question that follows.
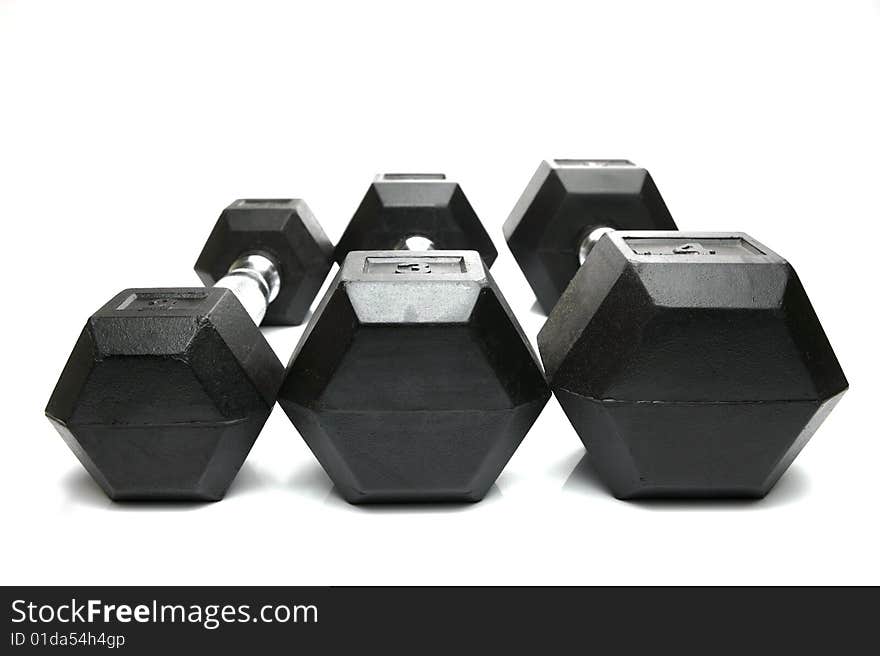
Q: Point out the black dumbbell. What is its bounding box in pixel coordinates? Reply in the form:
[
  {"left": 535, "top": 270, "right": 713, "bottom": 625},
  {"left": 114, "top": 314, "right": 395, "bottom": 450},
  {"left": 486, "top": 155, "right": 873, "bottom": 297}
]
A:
[
  {"left": 504, "top": 159, "right": 677, "bottom": 314},
  {"left": 46, "top": 199, "right": 333, "bottom": 501},
  {"left": 334, "top": 173, "right": 498, "bottom": 266},
  {"left": 505, "top": 160, "right": 848, "bottom": 498},
  {"left": 278, "top": 174, "right": 550, "bottom": 503}
]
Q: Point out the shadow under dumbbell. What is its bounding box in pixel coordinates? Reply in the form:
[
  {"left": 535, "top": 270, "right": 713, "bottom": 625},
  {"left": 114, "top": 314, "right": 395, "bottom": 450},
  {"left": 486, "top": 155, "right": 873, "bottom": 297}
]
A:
[
  {"left": 563, "top": 454, "right": 811, "bottom": 510},
  {"left": 62, "top": 463, "right": 269, "bottom": 510},
  {"left": 223, "top": 464, "right": 273, "bottom": 499},
  {"left": 559, "top": 453, "right": 609, "bottom": 498},
  {"left": 287, "top": 462, "right": 335, "bottom": 501},
  {"left": 310, "top": 474, "right": 503, "bottom": 513}
]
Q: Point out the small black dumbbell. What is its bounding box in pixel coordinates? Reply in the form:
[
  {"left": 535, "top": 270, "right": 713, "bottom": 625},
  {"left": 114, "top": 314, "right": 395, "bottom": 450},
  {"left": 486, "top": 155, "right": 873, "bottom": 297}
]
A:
[
  {"left": 334, "top": 173, "right": 498, "bottom": 266},
  {"left": 505, "top": 160, "right": 848, "bottom": 498},
  {"left": 278, "top": 174, "right": 550, "bottom": 503},
  {"left": 504, "top": 159, "right": 677, "bottom": 314},
  {"left": 46, "top": 199, "right": 333, "bottom": 501}
]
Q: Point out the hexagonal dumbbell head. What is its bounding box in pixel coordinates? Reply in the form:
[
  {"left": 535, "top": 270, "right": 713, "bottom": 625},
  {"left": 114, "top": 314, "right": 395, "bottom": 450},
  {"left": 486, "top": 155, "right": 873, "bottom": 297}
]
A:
[
  {"left": 334, "top": 174, "right": 498, "bottom": 267},
  {"left": 539, "top": 232, "right": 848, "bottom": 499},
  {"left": 45, "top": 288, "right": 284, "bottom": 500},
  {"left": 195, "top": 199, "right": 334, "bottom": 325},
  {"left": 503, "top": 160, "right": 677, "bottom": 314},
  {"left": 278, "top": 251, "right": 550, "bottom": 503}
]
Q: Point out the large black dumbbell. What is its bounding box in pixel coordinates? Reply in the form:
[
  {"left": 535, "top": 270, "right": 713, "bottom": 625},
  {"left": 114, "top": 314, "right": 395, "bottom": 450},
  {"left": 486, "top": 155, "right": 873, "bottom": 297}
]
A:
[
  {"left": 46, "top": 200, "right": 333, "bottom": 501},
  {"left": 505, "top": 160, "right": 848, "bottom": 498},
  {"left": 278, "top": 174, "right": 550, "bottom": 503}
]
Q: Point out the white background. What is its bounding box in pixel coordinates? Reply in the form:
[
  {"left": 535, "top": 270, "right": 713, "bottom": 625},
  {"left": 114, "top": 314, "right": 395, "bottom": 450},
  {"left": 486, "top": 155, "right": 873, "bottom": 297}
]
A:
[{"left": 1, "top": 0, "right": 877, "bottom": 585}]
